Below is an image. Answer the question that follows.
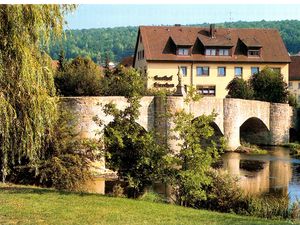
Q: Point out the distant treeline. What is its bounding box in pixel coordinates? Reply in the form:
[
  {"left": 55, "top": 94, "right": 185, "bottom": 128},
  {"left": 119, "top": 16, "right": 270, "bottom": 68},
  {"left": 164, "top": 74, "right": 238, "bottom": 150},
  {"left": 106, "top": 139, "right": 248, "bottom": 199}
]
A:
[{"left": 49, "top": 20, "right": 300, "bottom": 64}]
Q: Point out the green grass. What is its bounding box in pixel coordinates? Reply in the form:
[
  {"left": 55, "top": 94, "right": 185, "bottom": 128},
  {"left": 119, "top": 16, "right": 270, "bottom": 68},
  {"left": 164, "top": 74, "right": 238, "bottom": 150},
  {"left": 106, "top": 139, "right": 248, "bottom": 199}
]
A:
[{"left": 0, "top": 183, "right": 297, "bottom": 225}]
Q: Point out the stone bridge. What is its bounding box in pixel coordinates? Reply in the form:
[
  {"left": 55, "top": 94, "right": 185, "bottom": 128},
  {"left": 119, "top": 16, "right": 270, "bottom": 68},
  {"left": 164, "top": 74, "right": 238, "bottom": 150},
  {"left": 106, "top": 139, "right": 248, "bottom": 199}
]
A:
[{"left": 61, "top": 96, "right": 293, "bottom": 151}]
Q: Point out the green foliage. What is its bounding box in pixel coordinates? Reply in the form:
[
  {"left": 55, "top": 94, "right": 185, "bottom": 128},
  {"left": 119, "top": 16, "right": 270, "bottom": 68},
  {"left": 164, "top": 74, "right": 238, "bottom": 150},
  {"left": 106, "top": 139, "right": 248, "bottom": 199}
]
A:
[
  {"left": 227, "top": 68, "right": 289, "bottom": 104},
  {"left": 246, "top": 195, "right": 291, "bottom": 219},
  {"left": 288, "top": 92, "right": 298, "bottom": 108},
  {"left": 49, "top": 26, "right": 137, "bottom": 63},
  {"left": 284, "top": 142, "right": 300, "bottom": 156},
  {"left": 6, "top": 110, "right": 103, "bottom": 191},
  {"left": 102, "top": 96, "right": 166, "bottom": 197},
  {"left": 249, "top": 67, "right": 288, "bottom": 103},
  {"left": 49, "top": 20, "right": 300, "bottom": 63},
  {"left": 101, "top": 66, "right": 146, "bottom": 97},
  {"left": 200, "top": 170, "right": 249, "bottom": 213},
  {"left": 140, "top": 189, "right": 166, "bottom": 203},
  {"left": 0, "top": 5, "right": 75, "bottom": 183},
  {"left": 37, "top": 110, "right": 103, "bottom": 191},
  {"left": 55, "top": 56, "right": 103, "bottom": 96},
  {"left": 169, "top": 109, "right": 224, "bottom": 207},
  {"left": 226, "top": 77, "right": 254, "bottom": 99}
]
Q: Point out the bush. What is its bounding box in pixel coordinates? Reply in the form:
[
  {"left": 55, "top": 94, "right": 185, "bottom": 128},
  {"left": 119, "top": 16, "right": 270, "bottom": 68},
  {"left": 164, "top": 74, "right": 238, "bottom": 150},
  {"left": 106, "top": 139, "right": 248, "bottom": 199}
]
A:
[
  {"left": 200, "top": 170, "right": 249, "bottom": 213},
  {"left": 226, "top": 77, "right": 254, "bottom": 99},
  {"left": 249, "top": 67, "right": 288, "bottom": 103},
  {"left": 288, "top": 92, "right": 298, "bottom": 108},
  {"left": 140, "top": 189, "right": 166, "bottom": 203},
  {"left": 38, "top": 110, "right": 103, "bottom": 191},
  {"left": 101, "top": 65, "right": 146, "bottom": 97},
  {"left": 55, "top": 56, "right": 103, "bottom": 96},
  {"left": 112, "top": 183, "right": 125, "bottom": 197}
]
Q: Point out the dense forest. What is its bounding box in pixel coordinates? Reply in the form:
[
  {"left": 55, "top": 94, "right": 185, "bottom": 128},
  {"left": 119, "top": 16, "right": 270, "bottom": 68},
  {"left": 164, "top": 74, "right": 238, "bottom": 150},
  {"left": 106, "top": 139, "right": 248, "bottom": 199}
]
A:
[{"left": 49, "top": 20, "right": 300, "bottom": 64}]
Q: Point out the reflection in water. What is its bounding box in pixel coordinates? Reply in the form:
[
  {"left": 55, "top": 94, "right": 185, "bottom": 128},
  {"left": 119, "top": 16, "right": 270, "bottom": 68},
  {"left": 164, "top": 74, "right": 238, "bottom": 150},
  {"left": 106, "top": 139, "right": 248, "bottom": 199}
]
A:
[
  {"left": 84, "top": 147, "right": 300, "bottom": 203},
  {"left": 222, "top": 147, "right": 300, "bottom": 201}
]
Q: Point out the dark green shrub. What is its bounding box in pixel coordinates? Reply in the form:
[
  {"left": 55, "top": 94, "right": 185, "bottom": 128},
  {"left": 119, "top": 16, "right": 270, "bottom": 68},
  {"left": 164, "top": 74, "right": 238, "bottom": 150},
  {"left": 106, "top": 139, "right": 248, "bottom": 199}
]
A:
[
  {"left": 226, "top": 77, "right": 254, "bottom": 99},
  {"left": 249, "top": 67, "right": 288, "bottom": 103},
  {"left": 101, "top": 65, "right": 146, "bottom": 97},
  {"left": 55, "top": 56, "right": 103, "bottom": 96}
]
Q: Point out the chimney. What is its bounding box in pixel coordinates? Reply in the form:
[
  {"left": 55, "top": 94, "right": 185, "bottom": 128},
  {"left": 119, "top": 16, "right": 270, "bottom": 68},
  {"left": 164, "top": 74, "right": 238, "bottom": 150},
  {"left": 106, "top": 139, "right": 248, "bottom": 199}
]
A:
[{"left": 210, "top": 24, "right": 216, "bottom": 38}]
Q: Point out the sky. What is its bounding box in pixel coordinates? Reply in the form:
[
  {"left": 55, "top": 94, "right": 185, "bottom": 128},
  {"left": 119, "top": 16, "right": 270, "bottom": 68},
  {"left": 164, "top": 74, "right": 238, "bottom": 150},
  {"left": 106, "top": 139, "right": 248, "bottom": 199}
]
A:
[{"left": 65, "top": 4, "right": 300, "bottom": 29}]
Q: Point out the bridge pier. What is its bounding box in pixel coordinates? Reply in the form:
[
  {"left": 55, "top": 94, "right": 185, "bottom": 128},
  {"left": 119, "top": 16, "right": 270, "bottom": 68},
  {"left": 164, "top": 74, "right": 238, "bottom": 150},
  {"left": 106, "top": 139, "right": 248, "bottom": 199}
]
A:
[
  {"left": 269, "top": 103, "right": 291, "bottom": 145},
  {"left": 223, "top": 98, "right": 241, "bottom": 150}
]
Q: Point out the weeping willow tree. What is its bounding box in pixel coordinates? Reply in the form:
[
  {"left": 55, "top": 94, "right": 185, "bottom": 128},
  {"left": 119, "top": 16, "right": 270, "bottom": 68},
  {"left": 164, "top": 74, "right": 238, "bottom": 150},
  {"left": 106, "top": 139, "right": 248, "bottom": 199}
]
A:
[{"left": 0, "top": 5, "right": 75, "bottom": 182}]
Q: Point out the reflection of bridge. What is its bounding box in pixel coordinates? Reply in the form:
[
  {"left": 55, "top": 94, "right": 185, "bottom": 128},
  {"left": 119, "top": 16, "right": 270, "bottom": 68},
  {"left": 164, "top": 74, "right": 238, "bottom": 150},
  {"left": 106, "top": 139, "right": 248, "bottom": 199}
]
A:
[
  {"left": 61, "top": 96, "right": 293, "bottom": 151},
  {"left": 222, "top": 149, "right": 292, "bottom": 195}
]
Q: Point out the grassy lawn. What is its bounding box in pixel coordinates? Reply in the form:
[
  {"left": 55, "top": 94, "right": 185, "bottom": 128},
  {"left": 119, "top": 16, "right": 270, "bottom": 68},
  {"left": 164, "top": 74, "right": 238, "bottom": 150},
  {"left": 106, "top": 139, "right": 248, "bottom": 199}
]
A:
[{"left": 0, "top": 184, "right": 298, "bottom": 225}]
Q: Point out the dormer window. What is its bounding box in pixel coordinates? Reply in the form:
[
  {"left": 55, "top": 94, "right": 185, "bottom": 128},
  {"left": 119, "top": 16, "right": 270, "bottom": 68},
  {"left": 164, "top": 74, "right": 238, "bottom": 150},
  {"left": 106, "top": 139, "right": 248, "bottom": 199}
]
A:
[
  {"left": 205, "top": 48, "right": 230, "bottom": 56},
  {"left": 248, "top": 50, "right": 260, "bottom": 57},
  {"left": 177, "top": 48, "right": 189, "bottom": 56},
  {"left": 219, "top": 49, "right": 229, "bottom": 56},
  {"left": 205, "top": 49, "right": 216, "bottom": 56}
]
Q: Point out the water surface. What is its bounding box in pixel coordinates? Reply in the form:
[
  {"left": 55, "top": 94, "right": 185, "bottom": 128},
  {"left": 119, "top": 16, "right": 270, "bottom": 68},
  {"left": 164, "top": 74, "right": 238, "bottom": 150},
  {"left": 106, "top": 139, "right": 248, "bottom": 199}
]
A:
[{"left": 222, "top": 146, "right": 300, "bottom": 202}]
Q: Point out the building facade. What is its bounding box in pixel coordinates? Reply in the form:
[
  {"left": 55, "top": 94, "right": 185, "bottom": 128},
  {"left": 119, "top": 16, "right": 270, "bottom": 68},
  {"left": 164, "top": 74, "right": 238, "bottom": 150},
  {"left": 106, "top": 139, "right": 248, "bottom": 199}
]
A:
[
  {"left": 133, "top": 25, "right": 290, "bottom": 98},
  {"left": 289, "top": 56, "right": 300, "bottom": 102}
]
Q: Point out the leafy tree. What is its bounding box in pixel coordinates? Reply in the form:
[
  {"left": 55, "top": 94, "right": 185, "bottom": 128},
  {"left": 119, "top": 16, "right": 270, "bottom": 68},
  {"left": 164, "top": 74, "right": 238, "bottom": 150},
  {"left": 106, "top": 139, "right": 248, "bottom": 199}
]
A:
[
  {"left": 226, "top": 77, "right": 254, "bottom": 99},
  {"left": 55, "top": 56, "right": 103, "bottom": 96},
  {"left": 170, "top": 110, "right": 224, "bottom": 207},
  {"left": 0, "top": 5, "right": 75, "bottom": 182},
  {"left": 102, "top": 96, "right": 166, "bottom": 198},
  {"left": 101, "top": 65, "right": 146, "bottom": 97},
  {"left": 249, "top": 67, "right": 288, "bottom": 103}
]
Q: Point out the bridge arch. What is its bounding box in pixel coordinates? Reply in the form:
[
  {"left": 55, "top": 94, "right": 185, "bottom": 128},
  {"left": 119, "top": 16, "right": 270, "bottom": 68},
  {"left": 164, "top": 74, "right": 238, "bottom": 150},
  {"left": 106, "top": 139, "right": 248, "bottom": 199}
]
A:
[
  {"left": 191, "top": 116, "right": 224, "bottom": 147},
  {"left": 240, "top": 117, "right": 270, "bottom": 145}
]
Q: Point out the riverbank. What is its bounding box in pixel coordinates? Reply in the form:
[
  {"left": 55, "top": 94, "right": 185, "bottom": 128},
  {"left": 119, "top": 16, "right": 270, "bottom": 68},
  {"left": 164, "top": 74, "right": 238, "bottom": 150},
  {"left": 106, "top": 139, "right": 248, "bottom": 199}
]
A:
[{"left": 0, "top": 183, "right": 297, "bottom": 225}]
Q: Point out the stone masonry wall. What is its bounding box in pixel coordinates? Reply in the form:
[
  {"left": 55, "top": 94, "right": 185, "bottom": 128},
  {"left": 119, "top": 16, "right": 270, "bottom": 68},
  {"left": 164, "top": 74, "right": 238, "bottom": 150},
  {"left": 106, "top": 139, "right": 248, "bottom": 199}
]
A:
[{"left": 61, "top": 96, "right": 293, "bottom": 152}]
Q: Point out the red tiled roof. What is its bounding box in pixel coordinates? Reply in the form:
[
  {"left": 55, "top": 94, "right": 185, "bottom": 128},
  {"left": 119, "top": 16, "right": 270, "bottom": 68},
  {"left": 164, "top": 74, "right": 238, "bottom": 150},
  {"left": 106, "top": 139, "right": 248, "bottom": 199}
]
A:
[
  {"left": 289, "top": 56, "right": 300, "bottom": 81},
  {"left": 138, "top": 26, "right": 290, "bottom": 63},
  {"left": 120, "top": 56, "right": 134, "bottom": 67}
]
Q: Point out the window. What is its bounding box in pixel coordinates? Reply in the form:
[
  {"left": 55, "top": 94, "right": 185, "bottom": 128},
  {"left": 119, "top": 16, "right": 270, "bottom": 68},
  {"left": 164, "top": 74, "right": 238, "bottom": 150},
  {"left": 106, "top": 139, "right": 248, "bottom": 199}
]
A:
[
  {"left": 219, "top": 49, "right": 229, "bottom": 56},
  {"left": 218, "top": 67, "right": 226, "bottom": 76},
  {"left": 248, "top": 50, "right": 260, "bottom": 56},
  {"left": 180, "top": 66, "right": 187, "bottom": 76},
  {"left": 289, "top": 82, "right": 292, "bottom": 88},
  {"left": 271, "top": 67, "right": 281, "bottom": 74},
  {"left": 196, "top": 66, "right": 209, "bottom": 76},
  {"left": 178, "top": 48, "right": 189, "bottom": 56},
  {"left": 235, "top": 67, "right": 243, "bottom": 77},
  {"left": 197, "top": 85, "right": 216, "bottom": 96},
  {"left": 137, "top": 50, "right": 144, "bottom": 60},
  {"left": 205, "top": 48, "right": 216, "bottom": 56},
  {"left": 298, "top": 82, "right": 300, "bottom": 89},
  {"left": 251, "top": 67, "right": 259, "bottom": 75}
]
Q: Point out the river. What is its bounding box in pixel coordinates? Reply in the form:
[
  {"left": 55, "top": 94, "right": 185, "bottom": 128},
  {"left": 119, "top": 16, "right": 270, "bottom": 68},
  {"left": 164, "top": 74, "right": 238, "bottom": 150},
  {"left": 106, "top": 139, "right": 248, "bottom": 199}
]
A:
[{"left": 222, "top": 146, "right": 300, "bottom": 202}]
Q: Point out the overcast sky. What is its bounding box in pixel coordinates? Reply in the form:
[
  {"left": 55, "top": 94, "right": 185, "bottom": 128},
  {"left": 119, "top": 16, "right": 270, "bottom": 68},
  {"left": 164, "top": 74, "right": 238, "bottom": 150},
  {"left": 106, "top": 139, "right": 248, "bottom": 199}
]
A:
[{"left": 65, "top": 4, "right": 300, "bottom": 29}]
